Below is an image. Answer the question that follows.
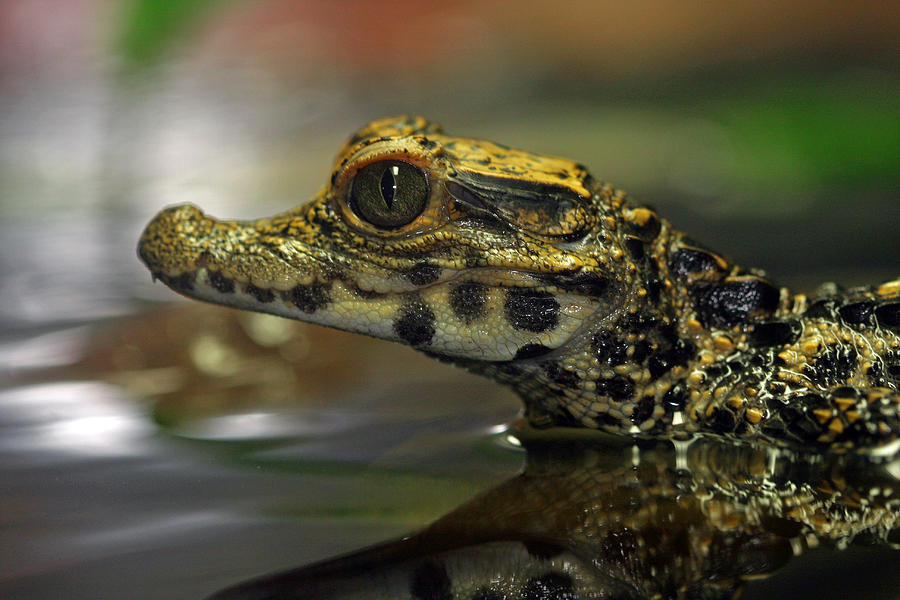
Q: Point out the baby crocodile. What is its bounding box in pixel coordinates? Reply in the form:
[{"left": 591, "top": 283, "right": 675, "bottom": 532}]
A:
[{"left": 138, "top": 116, "right": 900, "bottom": 450}]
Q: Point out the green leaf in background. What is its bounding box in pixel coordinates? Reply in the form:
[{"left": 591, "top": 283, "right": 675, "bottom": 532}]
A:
[
  {"left": 710, "top": 77, "right": 900, "bottom": 189},
  {"left": 115, "top": 0, "right": 236, "bottom": 73}
]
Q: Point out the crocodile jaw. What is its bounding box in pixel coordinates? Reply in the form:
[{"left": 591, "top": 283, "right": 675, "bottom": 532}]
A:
[{"left": 138, "top": 203, "right": 604, "bottom": 362}]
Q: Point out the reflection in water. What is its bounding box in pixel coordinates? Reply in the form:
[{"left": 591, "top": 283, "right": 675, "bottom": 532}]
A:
[
  {"left": 0, "top": 381, "right": 153, "bottom": 461},
  {"left": 209, "top": 431, "right": 899, "bottom": 600}
]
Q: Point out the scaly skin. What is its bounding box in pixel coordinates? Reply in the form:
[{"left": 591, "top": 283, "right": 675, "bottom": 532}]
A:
[{"left": 138, "top": 116, "right": 900, "bottom": 451}]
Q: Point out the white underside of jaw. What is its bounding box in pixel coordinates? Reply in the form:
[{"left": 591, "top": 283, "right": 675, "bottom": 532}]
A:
[
  {"left": 174, "top": 267, "right": 602, "bottom": 362},
  {"left": 183, "top": 267, "right": 399, "bottom": 340}
]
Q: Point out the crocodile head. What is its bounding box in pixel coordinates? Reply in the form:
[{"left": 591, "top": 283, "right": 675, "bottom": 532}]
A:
[{"left": 138, "top": 116, "right": 638, "bottom": 364}]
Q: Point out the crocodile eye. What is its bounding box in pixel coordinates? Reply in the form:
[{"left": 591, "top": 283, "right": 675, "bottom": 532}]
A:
[{"left": 349, "top": 160, "right": 428, "bottom": 228}]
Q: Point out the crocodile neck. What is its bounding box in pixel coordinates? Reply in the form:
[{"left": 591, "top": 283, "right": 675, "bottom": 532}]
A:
[{"left": 448, "top": 182, "right": 786, "bottom": 436}]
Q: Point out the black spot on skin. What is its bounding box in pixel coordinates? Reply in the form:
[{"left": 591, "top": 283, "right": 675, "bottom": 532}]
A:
[
  {"left": 161, "top": 272, "right": 195, "bottom": 291},
  {"left": 759, "top": 416, "right": 788, "bottom": 440},
  {"left": 690, "top": 278, "right": 780, "bottom": 328},
  {"left": 521, "top": 572, "right": 577, "bottom": 600},
  {"left": 640, "top": 259, "right": 663, "bottom": 304},
  {"left": 708, "top": 407, "right": 737, "bottom": 433},
  {"left": 663, "top": 384, "right": 687, "bottom": 412},
  {"left": 598, "top": 374, "right": 635, "bottom": 401},
  {"left": 624, "top": 236, "right": 645, "bottom": 260},
  {"left": 207, "top": 271, "right": 234, "bottom": 293},
  {"left": 544, "top": 362, "right": 581, "bottom": 389},
  {"left": 394, "top": 297, "right": 436, "bottom": 346},
  {"left": 523, "top": 540, "right": 566, "bottom": 560},
  {"left": 505, "top": 289, "right": 560, "bottom": 332},
  {"left": 668, "top": 248, "right": 726, "bottom": 281},
  {"left": 515, "top": 344, "right": 553, "bottom": 360},
  {"left": 658, "top": 322, "right": 679, "bottom": 344},
  {"left": 747, "top": 320, "right": 801, "bottom": 347},
  {"left": 830, "top": 386, "right": 859, "bottom": 400},
  {"left": 772, "top": 398, "right": 825, "bottom": 443},
  {"left": 875, "top": 303, "right": 900, "bottom": 329},
  {"left": 621, "top": 312, "right": 658, "bottom": 333},
  {"left": 868, "top": 361, "right": 896, "bottom": 387},
  {"left": 887, "top": 361, "right": 900, "bottom": 381},
  {"left": 648, "top": 339, "right": 696, "bottom": 379},
  {"left": 704, "top": 364, "right": 728, "bottom": 379},
  {"left": 405, "top": 262, "right": 442, "bottom": 286},
  {"left": 591, "top": 331, "right": 628, "bottom": 366},
  {"left": 410, "top": 560, "right": 452, "bottom": 600},
  {"left": 804, "top": 344, "right": 858, "bottom": 386},
  {"left": 632, "top": 395, "right": 655, "bottom": 424},
  {"left": 805, "top": 299, "right": 836, "bottom": 320},
  {"left": 285, "top": 283, "right": 329, "bottom": 313},
  {"left": 838, "top": 301, "right": 874, "bottom": 325},
  {"left": 727, "top": 359, "right": 749, "bottom": 376},
  {"left": 645, "top": 278, "right": 663, "bottom": 304},
  {"left": 632, "top": 340, "right": 652, "bottom": 364},
  {"left": 245, "top": 283, "right": 274, "bottom": 303},
  {"left": 417, "top": 137, "right": 438, "bottom": 150},
  {"left": 449, "top": 281, "right": 487, "bottom": 323}
]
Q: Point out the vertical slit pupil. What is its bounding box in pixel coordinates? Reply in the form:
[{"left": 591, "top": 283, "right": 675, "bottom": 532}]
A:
[{"left": 380, "top": 165, "right": 398, "bottom": 208}]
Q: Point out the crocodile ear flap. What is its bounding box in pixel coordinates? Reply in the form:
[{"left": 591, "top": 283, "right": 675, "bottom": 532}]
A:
[{"left": 449, "top": 171, "right": 595, "bottom": 241}]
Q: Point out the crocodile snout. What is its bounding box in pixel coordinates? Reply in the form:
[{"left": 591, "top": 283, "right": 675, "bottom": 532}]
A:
[{"left": 137, "top": 203, "right": 216, "bottom": 276}]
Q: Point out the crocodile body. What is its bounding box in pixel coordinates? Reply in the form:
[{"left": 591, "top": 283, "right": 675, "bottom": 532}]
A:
[{"left": 138, "top": 116, "right": 900, "bottom": 450}]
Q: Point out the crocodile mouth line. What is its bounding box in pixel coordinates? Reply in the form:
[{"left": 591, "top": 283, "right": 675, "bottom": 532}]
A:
[
  {"left": 154, "top": 261, "right": 612, "bottom": 307},
  {"left": 152, "top": 266, "right": 382, "bottom": 309}
]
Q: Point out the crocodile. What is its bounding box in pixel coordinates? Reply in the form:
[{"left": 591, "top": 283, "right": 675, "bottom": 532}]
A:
[{"left": 138, "top": 116, "right": 900, "bottom": 451}]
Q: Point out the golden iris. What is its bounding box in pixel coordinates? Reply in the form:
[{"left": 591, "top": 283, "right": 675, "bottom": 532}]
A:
[{"left": 349, "top": 161, "right": 428, "bottom": 228}]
